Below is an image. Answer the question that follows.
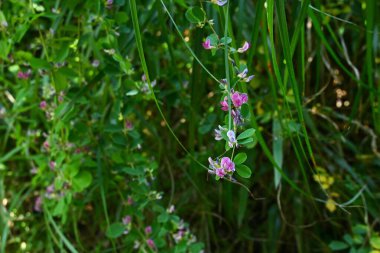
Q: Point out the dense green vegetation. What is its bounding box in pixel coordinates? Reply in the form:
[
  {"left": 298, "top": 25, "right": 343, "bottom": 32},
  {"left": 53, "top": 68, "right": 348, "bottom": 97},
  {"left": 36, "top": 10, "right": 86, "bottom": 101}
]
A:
[{"left": 0, "top": 0, "right": 379, "bottom": 252}]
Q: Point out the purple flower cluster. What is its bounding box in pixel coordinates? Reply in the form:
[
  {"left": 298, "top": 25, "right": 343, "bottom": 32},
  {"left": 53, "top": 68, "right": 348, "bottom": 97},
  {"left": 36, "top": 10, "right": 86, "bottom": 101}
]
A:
[
  {"left": 220, "top": 90, "right": 248, "bottom": 111},
  {"left": 208, "top": 157, "right": 235, "bottom": 178},
  {"left": 199, "top": 1, "right": 255, "bottom": 181}
]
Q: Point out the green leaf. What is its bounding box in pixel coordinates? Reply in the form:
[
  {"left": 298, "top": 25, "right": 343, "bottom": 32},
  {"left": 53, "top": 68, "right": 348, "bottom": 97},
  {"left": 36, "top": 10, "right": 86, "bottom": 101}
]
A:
[
  {"left": 72, "top": 171, "right": 92, "bottom": 192},
  {"left": 220, "top": 36, "right": 232, "bottom": 45},
  {"left": 236, "top": 164, "right": 252, "bottom": 178},
  {"left": 273, "top": 118, "right": 283, "bottom": 189},
  {"left": 370, "top": 237, "right": 380, "bottom": 249},
  {"left": 238, "top": 137, "right": 254, "bottom": 145},
  {"left": 185, "top": 7, "right": 205, "bottom": 24},
  {"left": 343, "top": 234, "right": 353, "bottom": 245},
  {"left": 158, "top": 213, "right": 169, "bottom": 223},
  {"left": 237, "top": 128, "right": 256, "bottom": 140},
  {"left": 53, "top": 69, "right": 68, "bottom": 92},
  {"left": 52, "top": 198, "right": 66, "bottom": 217},
  {"left": 233, "top": 153, "right": 247, "bottom": 165},
  {"left": 126, "top": 89, "right": 139, "bottom": 96},
  {"left": 122, "top": 167, "right": 145, "bottom": 176},
  {"left": 329, "top": 241, "right": 349, "bottom": 251},
  {"left": 54, "top": 42, "right": 70, "bottom": 63},
  {"left": 189, "top": 243, "right": 204, "bottom": 253},
  {"left": 106, "top": 223, "right": 125, "bottom": 239},
  {"left": 353, "top": 224, "right": 368, "bottom": 235},
  {"left": 14, "top": 23, "right": 30, "bottom": 43},
  {"left": 29, "top": 57, "right": 51, "bottom": 70}
]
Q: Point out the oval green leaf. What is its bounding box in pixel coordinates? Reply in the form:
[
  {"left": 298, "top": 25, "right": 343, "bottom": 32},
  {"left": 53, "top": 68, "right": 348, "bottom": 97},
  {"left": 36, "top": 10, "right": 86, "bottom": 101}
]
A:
[
  {"left": 106, "top": 222, "right": 125, "bottom": 239},
  {"left": 328, "top": 241, "right": 349, "bottom": 251},
  {"left": 237, "top": 128, "right": 255, "bottom": 140},
  {"left": 233, "top": 153, "right": 247, "bottom": 165},
  {"left": 236, "top": 164, "right": 251, "bottom": 178}
]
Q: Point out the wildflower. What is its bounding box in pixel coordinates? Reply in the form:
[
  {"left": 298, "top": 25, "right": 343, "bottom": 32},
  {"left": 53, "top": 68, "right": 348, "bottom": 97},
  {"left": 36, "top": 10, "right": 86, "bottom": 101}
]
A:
[
  {"left": 17, "top": 71, "right": 30, "bottom": 80},
  {"left": 214, "top": 125, "right": 226, "bottom": 141},
  {"left": 43, "top": 141, "right": 50, "bottom": 150},
  {"left": 51, "top": 8, "right": 59, "bottom": 14},
  {"left": 133, "top": 240, "right": 140, "bottom": 249},
  {"left": 49, "top": 161, "right": 56, "bottom": 170},
  {"left": 106, "top": 0, "right": 113, "bottom": 9},
  {"left": 146, "top": 239, "right": 156, "bottom": 249},
  {"left": 243, "top": 74, "right": 255, "bottom": 83},
  {"left": 237, "top": 41, "right": 250, "bottom": 53},
  {"left": 202, "top": 39, "right": 214, "bottom": 50},
  {"left": 141, "top": 74, "right": 157, "bottom": 93},
  {"left": 92, "top": 59, "right": 100, "bottom": 67},
  {"left": 145, "top": 226, "right": 152, "bottom": 235},
  {"left": 211, "top": 0, "right": 228, "bottom": 6},
  {"left": 215, "top": 167, "right": 226, "bottom": 178},
  {"left": 231, "top": 92, "right": 248, "bottom": 108},
  {"left": 226, "top": 130, "right": 237, "bottom": 147},
  {"left": 30, "top": 167, "right": 38, "bottom": 174},
  {"left": 122, "top": 215, "right": 131, "bottom": 225},
  {"left": 236, "top": 67, "right": 255, "bottom": 82},
  {"left": 127, "top": 196, "right": 133, "bottom": 205},
  {"left": 104, "top": 48, "right": 115, "bottom": 55},
  {"left": 221, "top": 157, "right": 235, "bottom": 172},
  {"left": 46, "top": 184, "right": 55, "bottom": 194},
  {"left": 173, "top": 230, "right": 185, "bottom": 243},
  {"left": 125, "top": 120, "right": 133, "bottom": 130},
  {"left": 208, "top": 157, "right": 218, "bottom": 170},
  {"left": 232, "top": 109, "right": 243, "bottom": 126},
  {"left": 34, "top": 196, "right": 42, "bottom": 212},
  {"left": 58, "top": 92, "right": 64, "bottom": 103},
  {"left": 1, "top": 21, "right": 8, "bottom": 28},
  {"left": 168, "top": 205, "right": 175, "bottom": 213},
  {"left": 40, "top": 101, "right": 47, "bottom": 110},
  {"left": 220, "top": 97, "right": 229, "bottom": 111},
  {"left": 237, "top": 68, "right": 248, "bottom": 79}
]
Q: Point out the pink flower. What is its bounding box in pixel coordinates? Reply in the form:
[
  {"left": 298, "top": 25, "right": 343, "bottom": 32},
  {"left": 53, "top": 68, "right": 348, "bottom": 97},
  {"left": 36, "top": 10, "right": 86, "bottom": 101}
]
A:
[
  {"left": 34, "top": 196, "right": 42, "bottom": 212},
  {"left": 146, "top": 239, "right": 156, "bottom": 249},
  {"left": 145, "top": 226, "right": 152, "bottom": 235},
  {"left": 46, "top": 184, "right": 55, "bottom": 194},
  {"left": 106, "top": 0, "right": 113, "bottom": 9},
  {"left": 43, "top": 141, "right": 50, "bottom": 150},
  {"left": 231, "top": 92, "right": 248, "bottom": 108},
  {"left": 125, "top": 120, "right": 133, "bottom": 130},
  {"left": 127, "top": 196, "right": 133, "bottom": 205},
  {"left": 202, "top": 39, "right": 214, "bottom": 50},
  {"left": 40, "top": 101, "right": 47, "bottom": 110},
  {"left": 215, "top": 167, "right": 226, "bottom": 178},
  {"left": 17, "top": 71, "right": 30, "bottom": 80},
  {"left": 49, "top": 161, "right": 56, "bottom": 170},
  {"left": 221, "top": 157, "right": 235, "bottom": 172},
  {"left": 58, "top": 92, "right": 64, "bottom": 103},
  {"left": 237, "top": 41, "right": 250, "bottom": 53},
  {"left": 122, "top": 215, "right": 131, "bottom": 225},
  {"left": 220, "top": 97, "right": 229, "bottom": 111}
]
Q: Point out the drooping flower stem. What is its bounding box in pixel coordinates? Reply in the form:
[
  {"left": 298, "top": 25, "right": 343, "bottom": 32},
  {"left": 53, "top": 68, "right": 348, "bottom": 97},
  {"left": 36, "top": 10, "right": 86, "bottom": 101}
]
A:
[{"left": 223, "top": 3, "right": 232, "bottom": 130}]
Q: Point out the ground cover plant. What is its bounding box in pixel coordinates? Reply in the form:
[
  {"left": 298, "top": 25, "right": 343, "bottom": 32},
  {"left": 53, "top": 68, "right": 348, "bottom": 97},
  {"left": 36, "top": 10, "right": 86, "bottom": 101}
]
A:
[{"left": 0, "top": 0, "right": 379, "bottom": 252}]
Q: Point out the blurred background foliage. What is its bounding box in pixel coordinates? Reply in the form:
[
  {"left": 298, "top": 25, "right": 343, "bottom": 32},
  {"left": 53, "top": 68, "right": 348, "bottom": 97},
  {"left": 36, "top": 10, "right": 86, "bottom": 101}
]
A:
[{"left": 0, "top": 0, "right": 380, "bottom": 252}]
